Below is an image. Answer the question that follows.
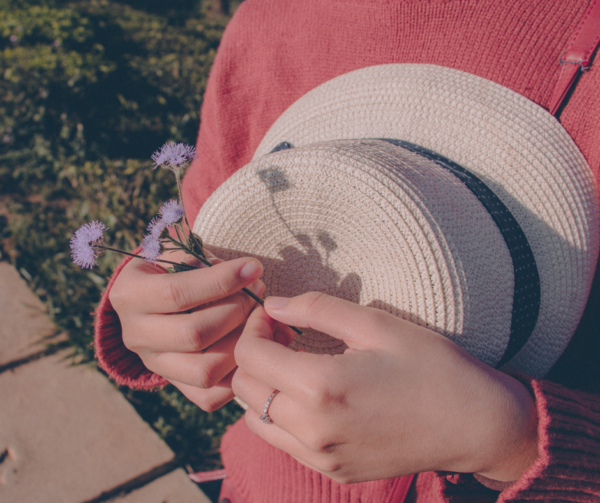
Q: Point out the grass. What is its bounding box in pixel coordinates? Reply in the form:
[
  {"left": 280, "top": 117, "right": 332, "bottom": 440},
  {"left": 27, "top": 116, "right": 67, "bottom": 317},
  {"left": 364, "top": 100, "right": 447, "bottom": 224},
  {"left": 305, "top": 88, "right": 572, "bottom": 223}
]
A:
[{"left": 0, "top": 0, "right": 244, "bottom": 479}]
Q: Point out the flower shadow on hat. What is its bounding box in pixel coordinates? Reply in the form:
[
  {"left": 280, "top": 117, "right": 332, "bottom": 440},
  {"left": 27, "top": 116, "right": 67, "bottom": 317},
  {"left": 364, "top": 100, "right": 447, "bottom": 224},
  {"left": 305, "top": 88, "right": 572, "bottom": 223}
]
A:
[{"left": 206, "top": 163, "right": 435, "bottom": 355}]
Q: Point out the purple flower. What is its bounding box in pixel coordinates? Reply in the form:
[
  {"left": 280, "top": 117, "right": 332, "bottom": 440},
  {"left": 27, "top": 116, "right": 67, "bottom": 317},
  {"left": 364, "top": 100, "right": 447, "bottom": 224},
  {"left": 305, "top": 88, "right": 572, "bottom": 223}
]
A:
[
  {"left": 9, "top": 35, "right": 17, "bottom": 43},
  {"left": 140, "top": 231, "right": 162, "bottom": 263},
  {"left": 139, "top": 200, "right": 184, "bottom": 263},
  {"left": 140, "top": 216, "right": 167, "bottom": 263},
  {"left": 151, "top": 142, "right": 197, "bottom": 170},
  {"left": 159, "top": 199, "right": 185, "bottom": 226},
  {"left": 146, "top": 216, "right": 166, "bottom": 238},
  {"left": 70, "top": 221, "right": 108, "bottom": 269}
]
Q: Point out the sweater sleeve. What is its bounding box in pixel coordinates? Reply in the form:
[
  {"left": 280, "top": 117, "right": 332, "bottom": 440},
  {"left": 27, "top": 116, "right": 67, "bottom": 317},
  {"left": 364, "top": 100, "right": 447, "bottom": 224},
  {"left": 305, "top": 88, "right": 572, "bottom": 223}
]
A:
[
  {"left": 94, "top": 248, "right": 169, "bottom": 389},
  {"left": 430, "top": 376, "right": 600, "bottom": 502}
]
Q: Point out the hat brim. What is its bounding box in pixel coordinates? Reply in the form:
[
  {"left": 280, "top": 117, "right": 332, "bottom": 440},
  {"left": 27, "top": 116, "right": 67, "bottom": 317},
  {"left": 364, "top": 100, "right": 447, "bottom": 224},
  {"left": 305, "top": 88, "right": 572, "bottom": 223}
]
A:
[{"left": 196, "top": 64, "right": 599, "bottom": 377}]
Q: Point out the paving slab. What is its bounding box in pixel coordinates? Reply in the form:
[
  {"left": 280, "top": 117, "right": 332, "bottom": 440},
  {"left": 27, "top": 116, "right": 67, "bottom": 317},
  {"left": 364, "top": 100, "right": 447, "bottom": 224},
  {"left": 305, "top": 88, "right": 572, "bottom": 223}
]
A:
[
  {"left": 0, "top": 351, "right": 207, "bottom": 503},
  {"left": 116, "top": 468, "right": 211, "bottom": 503},
  {"left": 0, "top": 261, "right": 65, "bottom": 366}
]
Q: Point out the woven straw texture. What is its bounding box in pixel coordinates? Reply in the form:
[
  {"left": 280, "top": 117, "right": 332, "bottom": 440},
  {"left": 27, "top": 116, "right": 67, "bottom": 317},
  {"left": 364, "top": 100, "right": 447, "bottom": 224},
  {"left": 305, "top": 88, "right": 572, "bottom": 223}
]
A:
[{"left": 195, "top": 64, "right": 599, "bottom": 377}]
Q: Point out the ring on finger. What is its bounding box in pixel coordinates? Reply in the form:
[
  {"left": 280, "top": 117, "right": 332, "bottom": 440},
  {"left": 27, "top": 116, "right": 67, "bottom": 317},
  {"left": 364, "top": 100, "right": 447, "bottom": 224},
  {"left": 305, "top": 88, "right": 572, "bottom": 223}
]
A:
[{"left": 258, "top": 390, "right": 280, "bottom": 424}]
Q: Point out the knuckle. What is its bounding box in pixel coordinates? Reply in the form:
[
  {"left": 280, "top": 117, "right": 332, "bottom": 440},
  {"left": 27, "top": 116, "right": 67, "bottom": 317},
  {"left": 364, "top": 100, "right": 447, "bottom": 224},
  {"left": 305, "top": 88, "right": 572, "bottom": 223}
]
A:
[
  {"left": 230, "top": 369, "right": 242, "bottom": 396},
  {"left": 179, "top": 322, "right": 207, "bottom": 353},
  {"left": 321, "top": 460, "right": 343, "bottom": 475},
  {"left": 307, "top": 385, "right": 330, "bottom": 410},
  {"left": 121, "top": 330, "right": 137, "bottom": 352},
  {"left": 304, "top": 431, "right": 336, "bottom": 454},
  {"left": 305, "top": 376, "right": 346, "bottom": 411},
  {"left": 160, "top": 280, "right": 190, "bottom": 311},
  {"left": 311, "top": 455, "right": 345, "bottom": 480},
  {"left": 195, "top": 395, "right": 222, "bottom": 412},
  {"left": 193, "top": 365, "right": 216, "bottom": 390},
  {"left": 208, "top": 271, "right": 233, "bottom": 299},
  {"left": 233, "top": 336, "right": 251, "bottom": 367},
  {"left": 332, "top": 473, "right": 352, "bottom": 485},
  {"left": 121, "top": 323, "right": 144, "bottom": 353}
]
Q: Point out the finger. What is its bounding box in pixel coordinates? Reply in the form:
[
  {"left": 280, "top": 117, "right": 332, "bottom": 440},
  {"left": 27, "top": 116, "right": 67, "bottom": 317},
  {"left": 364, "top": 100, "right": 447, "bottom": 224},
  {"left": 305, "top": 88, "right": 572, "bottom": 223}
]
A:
[
  {"left": 125, "top": 281, "right": 265, "bottom": 353},
  {"left": 232, "top": 366, "right": 319, "bottom": 442},
  {"left": 232, "top": 366, "right": 288, "bottom": 422},
  {"left": 170, "top": 370, "right": 236, "bottom": 412},
  {"left": 243, "top": 408, "right": 331, "bottom": 475},
  {"left": 117, "top": 256, "right": 264, "bottom": 314},
  {"left": 272, "top": 322, "right": 296, "bottom": 347},
  {"left": 264, "top": 292, "right": 391, "bottom": 348},
  {"left": 235, "top": 305, "right": 329, "bottom": 398},
  {"left": 143, "top": 327, "right": 241, "bottom": 388}
]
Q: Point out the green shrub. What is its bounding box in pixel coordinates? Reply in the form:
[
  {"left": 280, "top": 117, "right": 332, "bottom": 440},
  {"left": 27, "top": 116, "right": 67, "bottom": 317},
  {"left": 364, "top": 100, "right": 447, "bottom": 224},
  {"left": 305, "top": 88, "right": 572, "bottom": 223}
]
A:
[{"left": 1, "top": 0, "right": 243, "bottom": 473}]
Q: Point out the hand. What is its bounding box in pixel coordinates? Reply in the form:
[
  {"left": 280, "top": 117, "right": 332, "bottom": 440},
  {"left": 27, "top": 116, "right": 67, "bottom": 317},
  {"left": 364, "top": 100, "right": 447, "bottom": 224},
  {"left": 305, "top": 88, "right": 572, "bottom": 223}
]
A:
[
  {"left": 232, "top": 292, "right": 539, "bottom": 483},
  {"left": 109, "top": 248, "right": 265, "bottom": 411}
]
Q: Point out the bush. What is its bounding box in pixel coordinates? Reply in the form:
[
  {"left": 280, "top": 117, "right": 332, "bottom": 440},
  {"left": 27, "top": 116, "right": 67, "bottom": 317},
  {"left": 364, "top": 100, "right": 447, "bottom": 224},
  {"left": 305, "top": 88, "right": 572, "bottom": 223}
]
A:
[{"left": 0, "top": 0, "right": 243, "bottom": 473}]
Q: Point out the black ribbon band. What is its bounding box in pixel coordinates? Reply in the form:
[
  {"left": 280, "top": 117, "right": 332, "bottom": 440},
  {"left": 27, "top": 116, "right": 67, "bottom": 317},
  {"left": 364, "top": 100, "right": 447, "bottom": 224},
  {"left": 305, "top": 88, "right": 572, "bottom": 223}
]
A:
[{"left": 269, "top": 140, "right": 541, "bottom": 366}]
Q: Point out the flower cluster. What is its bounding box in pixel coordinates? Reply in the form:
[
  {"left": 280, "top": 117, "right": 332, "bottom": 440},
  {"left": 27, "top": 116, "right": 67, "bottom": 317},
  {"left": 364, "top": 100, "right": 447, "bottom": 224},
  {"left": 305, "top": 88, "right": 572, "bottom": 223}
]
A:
[
  {"left": 151, "top": 142, "right": 198, "bottom": 206},
  {"left": 70, "top": 221, "right": 108, "bottom": 269},
  {"left": 71, "top": 143, "right": 191, "bottom": 269},
  {"left": 69, "top": 141, "right": 300, "bottom": 335},
  {"left": 140, "top": 199, "right": 185, "bottom": 262},
  {"left": 152, "top": 142, "right": 197, "bottom": 171}
]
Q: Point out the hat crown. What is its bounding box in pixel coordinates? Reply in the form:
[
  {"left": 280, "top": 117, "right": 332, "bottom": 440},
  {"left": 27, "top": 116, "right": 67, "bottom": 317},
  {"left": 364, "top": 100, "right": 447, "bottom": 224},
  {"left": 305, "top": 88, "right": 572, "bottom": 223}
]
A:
[{"left": 195, "top": 64, "right": 599, "bottom": 377}]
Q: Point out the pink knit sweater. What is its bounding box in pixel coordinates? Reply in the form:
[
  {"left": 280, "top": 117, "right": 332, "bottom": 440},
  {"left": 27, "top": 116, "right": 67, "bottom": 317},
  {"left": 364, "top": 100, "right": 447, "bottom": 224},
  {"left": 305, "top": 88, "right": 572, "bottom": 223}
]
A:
[{"left": 95, "top": 0, "right": 600, "bottom": 501}]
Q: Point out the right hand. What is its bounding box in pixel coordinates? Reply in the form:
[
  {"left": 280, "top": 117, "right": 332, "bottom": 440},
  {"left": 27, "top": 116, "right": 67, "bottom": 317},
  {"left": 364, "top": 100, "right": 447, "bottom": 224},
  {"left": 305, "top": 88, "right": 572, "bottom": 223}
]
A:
[{"left": 109, "top": 248, "right": 265, "bottom": 411}]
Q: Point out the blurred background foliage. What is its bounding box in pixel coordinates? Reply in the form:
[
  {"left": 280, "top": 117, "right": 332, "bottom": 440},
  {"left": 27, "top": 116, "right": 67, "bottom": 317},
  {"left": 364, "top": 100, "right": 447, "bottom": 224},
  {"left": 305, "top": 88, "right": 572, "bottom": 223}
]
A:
[{"left": 0, "top": 0, "right": 243, "bottom": 482}]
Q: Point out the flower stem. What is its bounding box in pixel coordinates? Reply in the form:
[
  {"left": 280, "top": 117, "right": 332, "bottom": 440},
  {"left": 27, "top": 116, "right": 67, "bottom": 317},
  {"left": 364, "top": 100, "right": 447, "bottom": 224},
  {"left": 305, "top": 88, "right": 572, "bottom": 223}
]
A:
[
  {"left": 162, "top": 236, "right": 304, "bottom": 336},
  {"left": 175, "top": 170, "right": 184, "bottom": 204},
  {"left": 92, "top": 245, "right": 195, "bottom": 270},
  {"left": 103, "top": 240, "right": 304, "bottom": 336}
]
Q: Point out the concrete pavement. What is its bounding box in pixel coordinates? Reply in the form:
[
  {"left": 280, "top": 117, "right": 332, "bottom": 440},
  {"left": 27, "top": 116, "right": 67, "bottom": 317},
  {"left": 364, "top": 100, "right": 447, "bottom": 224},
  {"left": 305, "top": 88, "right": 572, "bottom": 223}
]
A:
[{"left": 0, "top": 262, "right": 211, "bottom": 503}]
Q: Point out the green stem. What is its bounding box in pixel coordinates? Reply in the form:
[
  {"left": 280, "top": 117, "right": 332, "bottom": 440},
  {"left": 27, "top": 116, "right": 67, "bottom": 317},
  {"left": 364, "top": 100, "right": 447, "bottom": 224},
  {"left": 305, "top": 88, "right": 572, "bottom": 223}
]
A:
[
  {"left": 93, "top": 245, "right": 195, "bottom": 270},
  {"left": 161, "top": 236, "right": 303, "bottom": 336},
  {"left": 175, "top": 170, "right": 183, "bottom": 205}
]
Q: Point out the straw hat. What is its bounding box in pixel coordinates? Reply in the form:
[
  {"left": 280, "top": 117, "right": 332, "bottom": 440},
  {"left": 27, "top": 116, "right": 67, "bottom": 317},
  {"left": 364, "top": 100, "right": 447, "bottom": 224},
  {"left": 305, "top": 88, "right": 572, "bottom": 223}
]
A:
[{"left": 193, "top": 64, "right": 599, "bottom": 378}]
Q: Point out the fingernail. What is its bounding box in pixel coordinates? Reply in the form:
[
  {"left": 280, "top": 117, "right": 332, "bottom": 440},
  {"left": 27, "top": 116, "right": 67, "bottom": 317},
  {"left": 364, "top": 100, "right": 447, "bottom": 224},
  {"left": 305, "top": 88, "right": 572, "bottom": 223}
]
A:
[
  {"left": 187, "top": 257, "right": 203, "bottom": 268},
  {"left": 240, "top": 260, "right": 261, "bottom": 280},
  {"left": 197, "top": 257, "right": 218, "bottom": 268},
  {"left": 265, "top": 296, "right": 287, "bottom": 309}
]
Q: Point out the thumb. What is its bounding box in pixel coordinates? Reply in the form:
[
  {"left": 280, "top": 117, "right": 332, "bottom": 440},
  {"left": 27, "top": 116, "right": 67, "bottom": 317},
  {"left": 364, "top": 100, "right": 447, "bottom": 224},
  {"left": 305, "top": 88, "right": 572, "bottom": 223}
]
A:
[{"left": 264, "top": 292, "right": 393, "bottom": 350}]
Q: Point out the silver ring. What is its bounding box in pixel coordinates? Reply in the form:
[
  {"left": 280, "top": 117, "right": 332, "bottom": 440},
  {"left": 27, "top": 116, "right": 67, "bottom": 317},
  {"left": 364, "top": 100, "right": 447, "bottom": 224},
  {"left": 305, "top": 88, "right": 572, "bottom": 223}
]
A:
[{"left": 258, "top": 390, "right": 279, "bottom": 424}]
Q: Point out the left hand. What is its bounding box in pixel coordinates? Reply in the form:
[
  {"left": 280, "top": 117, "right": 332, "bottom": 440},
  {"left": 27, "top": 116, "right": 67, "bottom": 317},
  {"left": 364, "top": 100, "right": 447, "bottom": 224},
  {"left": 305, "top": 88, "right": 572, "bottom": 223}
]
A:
[{"left": 232, "top": 292, "right": 539, "bottom": 484}]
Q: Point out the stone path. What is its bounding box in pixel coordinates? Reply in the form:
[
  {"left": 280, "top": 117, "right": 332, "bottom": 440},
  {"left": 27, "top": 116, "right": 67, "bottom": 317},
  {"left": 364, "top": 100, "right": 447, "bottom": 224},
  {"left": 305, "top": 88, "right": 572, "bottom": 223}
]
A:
[{"left": 0, "top": 262, "right": 211, "bottom": 503}]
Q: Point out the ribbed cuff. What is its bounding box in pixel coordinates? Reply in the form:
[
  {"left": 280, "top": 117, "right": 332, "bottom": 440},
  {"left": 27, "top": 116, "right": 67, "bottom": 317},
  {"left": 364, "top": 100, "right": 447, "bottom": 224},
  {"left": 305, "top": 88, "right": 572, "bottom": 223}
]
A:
[
  {"left": 438, "top": 374, "right": 600, "bottom": 502},
  {"left": 94, "top": 247, "right": 168, "bottom": 389},
  {"left": 497, "top": 377, "right": 600, "bottom": 501},
  {"left": 220, "top": 376, "right": 600, "bottom": 502}
]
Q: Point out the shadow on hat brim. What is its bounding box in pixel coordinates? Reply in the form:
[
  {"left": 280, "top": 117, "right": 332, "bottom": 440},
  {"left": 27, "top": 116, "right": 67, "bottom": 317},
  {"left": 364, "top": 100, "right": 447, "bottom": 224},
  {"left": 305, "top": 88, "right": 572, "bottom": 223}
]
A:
[{"left": 194, "top": 64, "right": 600, "bottom": 378}]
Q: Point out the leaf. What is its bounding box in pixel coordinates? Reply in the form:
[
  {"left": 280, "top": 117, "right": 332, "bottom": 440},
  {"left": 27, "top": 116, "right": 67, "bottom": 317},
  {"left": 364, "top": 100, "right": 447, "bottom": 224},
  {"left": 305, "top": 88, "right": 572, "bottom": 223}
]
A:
[
  {"left": 168, "top": 262, "right": 195, "bottom": 273},
  {"left": 190, "top": 232, "right": 205, "bottom": 259}
]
